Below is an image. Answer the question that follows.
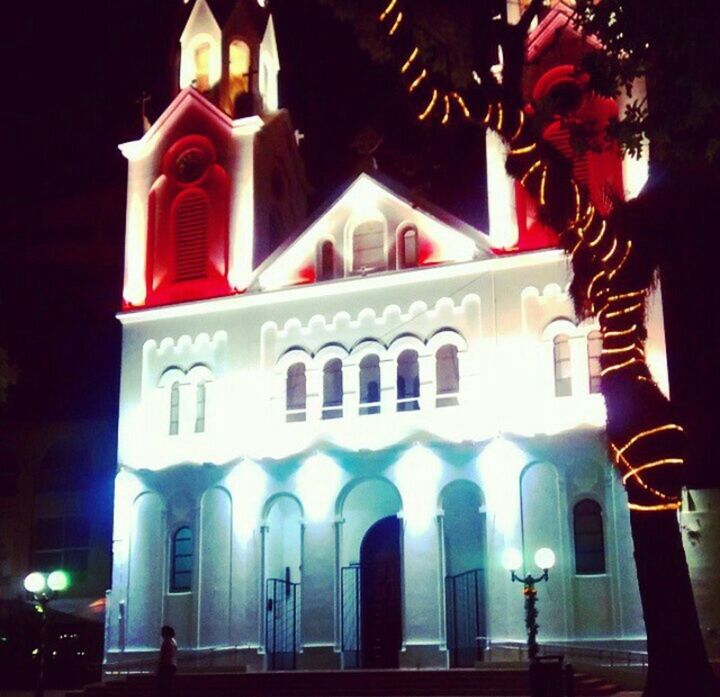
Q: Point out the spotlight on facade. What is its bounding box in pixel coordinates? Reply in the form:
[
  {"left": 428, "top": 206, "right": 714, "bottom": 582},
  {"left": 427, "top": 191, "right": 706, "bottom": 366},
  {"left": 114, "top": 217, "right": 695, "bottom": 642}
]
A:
[{"left": 501, "top": 547, "right": 523, "bottom": 572}]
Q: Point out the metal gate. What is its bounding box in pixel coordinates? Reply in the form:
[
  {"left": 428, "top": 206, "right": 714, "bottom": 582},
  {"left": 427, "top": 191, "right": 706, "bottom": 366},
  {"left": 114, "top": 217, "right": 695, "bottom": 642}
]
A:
[
  {"left": 265, "top": 577, "right": 300, "bottom": 670},
  {"left": 340, "top": 564, "right": 360, "bottom": 668},
  {"left": 445, "top": 568, "right": 486, "bottom": 667}
]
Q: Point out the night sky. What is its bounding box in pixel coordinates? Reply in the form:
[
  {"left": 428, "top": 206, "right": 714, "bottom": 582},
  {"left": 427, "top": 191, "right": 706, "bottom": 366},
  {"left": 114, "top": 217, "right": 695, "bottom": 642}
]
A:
[{"left": 0, "top": 0, "right": 486, "bottom": 424}]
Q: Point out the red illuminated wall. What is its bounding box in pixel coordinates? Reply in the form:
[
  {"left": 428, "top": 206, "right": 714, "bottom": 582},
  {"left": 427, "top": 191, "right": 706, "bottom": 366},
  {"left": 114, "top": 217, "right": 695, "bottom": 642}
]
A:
[
  {"left": 145, "top": 134, "right": 231, "bottom": 306},
  {"left": 513, "top": 65, "right": 624, "bottom": 252}
]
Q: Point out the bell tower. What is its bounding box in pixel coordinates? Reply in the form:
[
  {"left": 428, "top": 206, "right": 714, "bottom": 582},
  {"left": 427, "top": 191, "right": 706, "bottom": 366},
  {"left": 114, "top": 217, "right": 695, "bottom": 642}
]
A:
[
  {"left": 179, "top": 0, "right": 280, "bottom": 118},
  {"left": 119, "top": 0, "right": 306, "bottom": 310}
]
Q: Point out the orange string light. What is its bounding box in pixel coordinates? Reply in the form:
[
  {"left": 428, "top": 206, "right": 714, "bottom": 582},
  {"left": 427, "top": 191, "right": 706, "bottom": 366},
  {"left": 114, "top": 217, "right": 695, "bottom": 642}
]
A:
[
  {"left": 588, "top": 220, "right": 607, "bottom": 248},
  {"left": 418, "top": 88, "right": 438, "bottom": 120},
  {"left": 615, "top": 424, "right": 685, "bottom": 459},
  {"left": 441, "top": 93, "right": 450, "bottom": 124},
  {"left": 451, "top": 92, "right": 471, "bottom": 118},
  {"left": 510, "top": 110, "right": 525, "bottom": 142},
  {"left": 388, "top": 11, "right": 403, "bottom": 35},
  {"left": 401, "top": 47, "right": 419, "bottom": 73},
  {"left": 605, "top": 324, "right": 638, "bottom": 338},
  {"left": 409, "top": 69, "right": 427, "bottom": 92},
  {"left": 600, "top": 356, "right": 643, "bottom": 376},
  {"left": 379, "top": 0, "right": 398, "bottom": 21},
  {"left": 540, "top": 165, "right": 548, "bottom": 206},
  {"left": 601, "top": 236, "right": 618, "bottom": 263},
  {"left": 608, "top": 240, "right": 632, "bottom": 280},
  {"left": 520, "top": 160, "right": 542, "bottom": 186},
  {"left": 510, "top": 143, "right": 536, "bottom": 155},
  {"left": 604, "top": 301, "right": 644, "bottom": 320}
]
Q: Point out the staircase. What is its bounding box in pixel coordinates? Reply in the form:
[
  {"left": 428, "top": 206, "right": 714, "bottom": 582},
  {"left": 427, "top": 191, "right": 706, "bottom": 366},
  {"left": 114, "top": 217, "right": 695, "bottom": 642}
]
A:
[{"left": 68, "top": 668, "right": 624, "bottom": 696}]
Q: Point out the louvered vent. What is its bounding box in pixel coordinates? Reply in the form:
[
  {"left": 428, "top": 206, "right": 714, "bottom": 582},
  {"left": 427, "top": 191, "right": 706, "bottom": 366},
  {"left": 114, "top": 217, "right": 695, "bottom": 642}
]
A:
[
  {"left": 545, "top": 128, "right": 590, "bottom": 187},
  {"left": 175, "top": 190, "right": 208, "bottom": 282}
]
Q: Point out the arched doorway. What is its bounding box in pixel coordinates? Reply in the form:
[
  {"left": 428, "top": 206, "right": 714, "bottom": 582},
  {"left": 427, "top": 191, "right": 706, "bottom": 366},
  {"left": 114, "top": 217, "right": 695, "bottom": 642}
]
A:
[
  {"left": 338, "top": 478, "right": 402, "bottom": 668},
  {"left": 360, "top": 516, "right": 402, "bottom": 669},
  {"left": 263, "top": 495, "right": 303, "bottom": 670},
  {"left": 441, "top": 480, "right": 487, "bottom": 667}
]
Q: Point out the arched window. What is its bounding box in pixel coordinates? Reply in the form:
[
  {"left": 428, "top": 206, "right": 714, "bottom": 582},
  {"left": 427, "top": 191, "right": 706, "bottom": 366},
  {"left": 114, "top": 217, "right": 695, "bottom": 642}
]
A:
[
  {"left": 436, "top": 345, "right": 459, "bottom": 407},
  {"left": 286, "top": 363, "right": 307, "bottom": 422},
  {"left": 352, "top": 220, "right": 385, "bottom": 273},
  {"left": 587, "top": 330, "right": 603, "bottom": 394},
  {"left": 398, "top": 225, "right": 418, "bottom": 268},
  {"left": 322, "top": 359, "right": 343, "bottom": 420},
  {"left": 195, "top": 382, "right": 206, "bottom": 433},
  {"left": 171, "top": 527, "right": 193, "bottom": 592},
  {"left": 359, "top": 355, "right": 381, "bottom": 415},
  {"left": 553, "top": 334, "right": 572, "bottom": 397},
  {"left": 194, "top": 41, "right": 211, "bottom": 91},
  {"left": 573, "top": 499, "right": 606, "bottom": 575},
  {"left": 397, "top": 350, "right": 420, "bottom": 411},
  {"left": 169, "top": 382, "right": 180, "bottom": 435},
  {"left": 317, "top": 240, "right": 335, "bottom": 282},
  {"left": 174, "top": 189, "right": 209, "bottom": 282},
  {"left": 229, "top": 39, "right": 250, "bottom": 95}
]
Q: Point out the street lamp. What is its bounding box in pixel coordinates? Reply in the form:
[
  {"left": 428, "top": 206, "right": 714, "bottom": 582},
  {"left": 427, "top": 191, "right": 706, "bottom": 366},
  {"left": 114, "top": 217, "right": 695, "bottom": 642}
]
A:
[
  {"left": 24, "top": 570, "right": 71, "bottom": 697},
  {"left": 502, "top": 547, "right": 555, "bottom": 661}
]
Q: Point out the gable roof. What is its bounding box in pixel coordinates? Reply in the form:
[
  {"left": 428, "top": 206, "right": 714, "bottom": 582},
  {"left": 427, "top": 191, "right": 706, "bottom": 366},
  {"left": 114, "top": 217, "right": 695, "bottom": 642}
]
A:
[
  {"left": 526, "top": 1, "right": 601, "bottom": 63},
  {"left": 251, "top": 172, "right": 494, "bottom": 292}
]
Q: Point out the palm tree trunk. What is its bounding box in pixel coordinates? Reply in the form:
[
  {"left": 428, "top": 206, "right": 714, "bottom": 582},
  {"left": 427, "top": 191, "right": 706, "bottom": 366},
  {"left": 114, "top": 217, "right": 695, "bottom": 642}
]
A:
[{"left": 629, "top": 509, "right": 717, "bottom": 696}]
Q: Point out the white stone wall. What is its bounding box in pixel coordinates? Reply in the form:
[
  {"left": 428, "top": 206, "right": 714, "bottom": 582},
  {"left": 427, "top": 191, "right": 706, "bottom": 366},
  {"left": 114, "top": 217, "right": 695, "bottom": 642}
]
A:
[{"left": 106, "top": 248, "right": 661, "bottom": 668}]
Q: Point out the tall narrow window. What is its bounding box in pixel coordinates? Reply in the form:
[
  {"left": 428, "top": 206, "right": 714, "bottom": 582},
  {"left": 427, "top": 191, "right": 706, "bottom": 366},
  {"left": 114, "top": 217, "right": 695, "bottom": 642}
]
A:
[
  {"left": 195, "top": 382, "right": 206, "bottom": 433},
  {"left": 352, "top": 220, "right": 385, "bottom": 272},
  {"left": 436, "top": 345, "right": 459, "bottom": 407},
  {"left": 397, "top": 350, "right": 420, "bottom": 411},
  {"left": 573, "top": 499, "right": 606, "bottom": 575},
  {"left": 322, "top": 359, "right": 344, "bottom": 420},
  {"left": 169, "top": 382, "right": 180, "bottom": 435},
  {"left": 398, "top": 225, "right": 418, "bottom": 268},
  {"left": 553, "top": 334, "right": 572, "bottom": 397},
  {"left": 194, "top": 42, "right": 211, "bottom": 92},
  {"left": 587, "top": 330, "right": 603, "bottom": 394},
  {"left": 286, "top": 363, "right": 307, "bottom": 422},
  {"left": 318, "top": 240, "right": 335, "bottom": 281},
  {"left": 171, "top": 527, "right": 193, "bottom": 592},
  {"left": 229, "top": 40, "right": 250, "bottom": 93},
  {"left": 359, "top": 355, "right": 381, "bottom": 415}
]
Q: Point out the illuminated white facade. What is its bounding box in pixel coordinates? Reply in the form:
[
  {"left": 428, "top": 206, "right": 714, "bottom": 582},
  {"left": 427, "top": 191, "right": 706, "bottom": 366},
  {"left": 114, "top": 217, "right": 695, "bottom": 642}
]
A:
[{"left": 105, "top": 0, "right": 667, "bottom": 672}]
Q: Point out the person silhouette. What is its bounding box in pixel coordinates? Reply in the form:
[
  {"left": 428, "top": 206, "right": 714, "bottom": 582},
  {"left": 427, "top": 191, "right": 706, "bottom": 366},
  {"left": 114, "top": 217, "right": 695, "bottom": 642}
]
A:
[{"left": 158, "top": 625, "right": 177, "bottom": 697}]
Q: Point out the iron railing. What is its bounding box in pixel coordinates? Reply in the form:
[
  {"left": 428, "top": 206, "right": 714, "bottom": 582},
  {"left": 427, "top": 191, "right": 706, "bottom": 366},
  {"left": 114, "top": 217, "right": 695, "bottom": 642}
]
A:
[
  {"left": 265, "top": 577, "right": 300, "bottom": 670},
  {"left": 445, "top": 568, "right": 486, "bottom": 667}
]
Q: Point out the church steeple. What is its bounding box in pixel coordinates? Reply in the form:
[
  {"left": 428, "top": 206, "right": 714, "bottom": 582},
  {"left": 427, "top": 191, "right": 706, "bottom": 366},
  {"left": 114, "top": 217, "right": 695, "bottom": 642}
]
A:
[{"left": 178, "top": 0, "right": 280, "bottom": 118}]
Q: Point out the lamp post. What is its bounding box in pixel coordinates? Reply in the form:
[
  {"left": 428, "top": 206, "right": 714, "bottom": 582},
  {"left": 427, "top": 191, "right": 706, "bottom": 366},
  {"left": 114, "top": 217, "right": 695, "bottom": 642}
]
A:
[
  {"left": 24, "top": 570, "right": 70, "bottom": 697},
  {"left": 502, "top": 547, "right": 555, "bottom": 662}
]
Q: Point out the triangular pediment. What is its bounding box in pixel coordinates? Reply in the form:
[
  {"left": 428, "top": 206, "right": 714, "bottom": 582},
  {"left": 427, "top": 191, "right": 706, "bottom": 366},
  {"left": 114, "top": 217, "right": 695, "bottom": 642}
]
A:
[
  {"left": 119, "top": 89, "right": 263, "bottom": 161},
  {"left": 253, "top": 173, "right": 493, "bottom": 292},
  {"left": 181, "top": 0, "right": 221, "bottom": 44}
]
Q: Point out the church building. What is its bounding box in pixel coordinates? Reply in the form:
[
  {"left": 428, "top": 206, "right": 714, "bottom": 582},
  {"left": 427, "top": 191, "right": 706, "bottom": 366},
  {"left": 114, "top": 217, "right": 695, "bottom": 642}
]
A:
[{"left": 105, "top": 0, "right": 667, "bottom": 672}]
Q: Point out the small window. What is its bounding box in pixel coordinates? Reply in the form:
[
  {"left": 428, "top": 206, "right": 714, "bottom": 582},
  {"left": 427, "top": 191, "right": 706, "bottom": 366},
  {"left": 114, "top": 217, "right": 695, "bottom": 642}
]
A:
[
  {"left": 397, "top": 350, "right": 420, "bottom": 411},
  {"left": 553, "top": 334, "right": 572, "bottom": 397},
  {"left": 573, "top": 499, "right": 606, "bottom": 575},
  {"left": 322, "top": 359, "right": 344, "bottom": 420},
  {"left": 318, "top": 240, "right": 335, "bottom": 282},
  {"left": 229, "top": 39, "right": 250, "bottom": 92},
  {"left": 587, "top": 331, "right": 603, "bottom": 394},
  {"left": 359, "top": 355, "right": 381, "bottom": 415},
  {"left": 398, "top": 225, "right": 419, "bottom": 268},
  {"left": 194, "top": 42, "right": 211, "bottom": 92},
  {"left": 171, "top": 527, "right": 193, "bottom": 593},
  {"left": 352, "top": 220, "right": 385, "bottom": 272},
  {"left": 195, "top": 382, "right": 206, "bottom": 433},
  {"left": 436, "top": 345, "right": 459, "bottom": 407},
  {"left": 169, "top": 382, "right": 180, "bottom": 435},
  {"left": 286, "top": 363, "right": 307, "bottom": 422}
]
